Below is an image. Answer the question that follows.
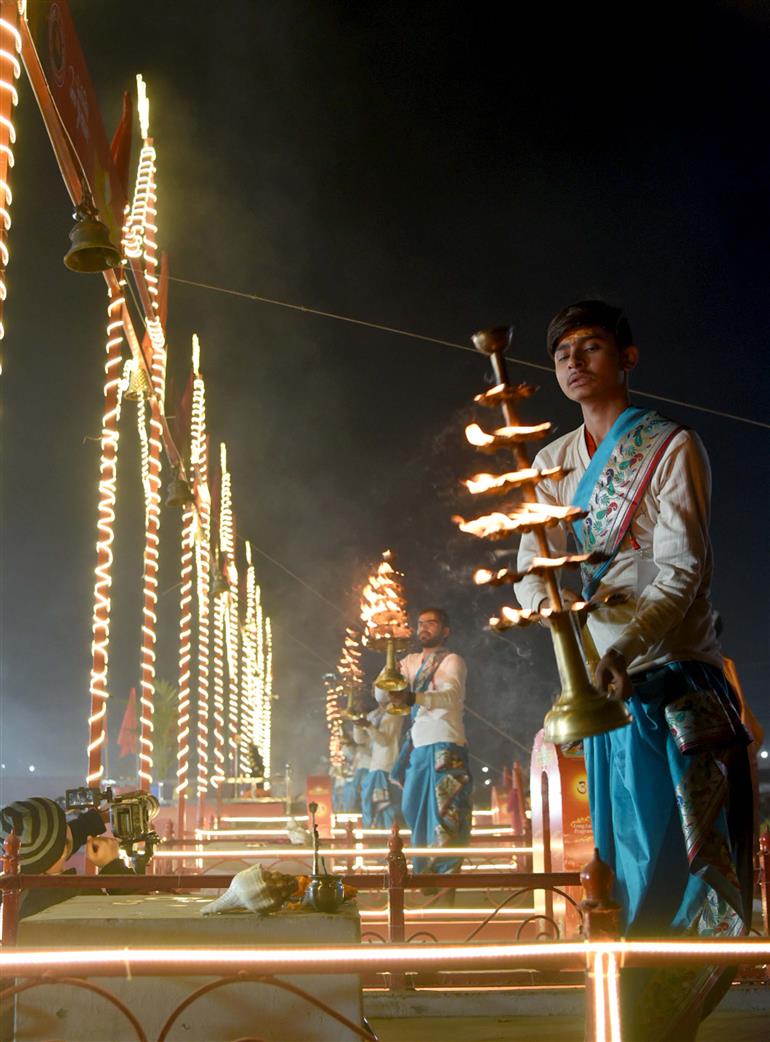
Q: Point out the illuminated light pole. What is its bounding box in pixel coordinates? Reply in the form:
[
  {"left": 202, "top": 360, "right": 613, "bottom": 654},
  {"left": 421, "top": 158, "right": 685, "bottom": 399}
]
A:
[
  {"left": 190, "top": 335, "right": 212, "bottom": 810},
  {"left": 175, "top": 498, "right": 196, "bottom": 831},
  {"left": 87, "top": 284, "right": 126, "bottom": 785},
  {"left": 219, "top": 442, "right": 240, "bottom": 781},
  {"left": 0, "top": 3, "right": 20, "bottom": 343},
  {"left": 127, "top": 76, "right": 167, "bottom": 792},
  {"left": 263, "top": 615, "right": 273, "bottom": 787},
  {"left": 239, "top": 542, "right": 258, "bottom": 779},
  {"left": 211, "top": 583, "right": 227, "bottom": 789}
]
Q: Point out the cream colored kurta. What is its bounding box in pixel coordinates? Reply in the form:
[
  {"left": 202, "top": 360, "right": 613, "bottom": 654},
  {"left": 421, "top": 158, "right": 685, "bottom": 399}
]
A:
[
  {"left": 514, "top": 424, "right": 721, "bottom": 674},
  {"left": 377, "top": 651, "right": 467, "bottom": 749},
  {"left": 363, "top": 708, "right": 405, "bottom": 773}
]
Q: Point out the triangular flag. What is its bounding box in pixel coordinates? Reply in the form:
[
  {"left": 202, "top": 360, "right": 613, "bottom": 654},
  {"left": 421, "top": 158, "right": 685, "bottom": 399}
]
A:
[{"left": 117, "top": 687, "right": 139, "bottom": 757}]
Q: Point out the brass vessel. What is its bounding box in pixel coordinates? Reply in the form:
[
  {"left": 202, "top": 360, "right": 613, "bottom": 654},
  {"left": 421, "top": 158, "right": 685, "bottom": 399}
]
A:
[{"left": 544, "top": 613, "right": 632, "bottom": 744}]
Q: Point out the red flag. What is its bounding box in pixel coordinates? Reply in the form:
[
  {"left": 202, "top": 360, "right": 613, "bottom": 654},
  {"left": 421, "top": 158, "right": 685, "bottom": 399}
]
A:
[
  {"left": 117, "top": 688, "right": 139, "bottom": 757},
  {"left": 157, "top": 252, "right": 170, "bottom": 330},
  {"left": 110, "top": 90, "right": 133, "bottom": 201},
  {"left": 170, "top": 370, "right": 194, "bottom": 460}
]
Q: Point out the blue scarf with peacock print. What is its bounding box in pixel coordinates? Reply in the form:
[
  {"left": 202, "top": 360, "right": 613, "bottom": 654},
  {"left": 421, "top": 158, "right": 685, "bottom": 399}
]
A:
[{"left": 571, "top": 406, "right": 682, "bottom": 598}]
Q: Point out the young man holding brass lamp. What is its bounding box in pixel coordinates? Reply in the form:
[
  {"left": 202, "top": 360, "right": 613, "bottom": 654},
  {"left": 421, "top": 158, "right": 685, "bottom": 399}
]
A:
[{"left": 514, "top": 300, "right": 753, "bottom": 1042}]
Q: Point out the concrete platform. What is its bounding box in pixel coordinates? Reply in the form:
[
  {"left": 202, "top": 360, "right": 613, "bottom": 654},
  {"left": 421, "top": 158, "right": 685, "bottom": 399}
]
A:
[
  {"left": 368, "top": 1012, "right": 769, "bottom": 1042},
  {"left": 365, "top": 986, "right": 770, "bottom": 1041},
  {"left": 13, "top": 894, "right": 363, "bottom": 1041}
]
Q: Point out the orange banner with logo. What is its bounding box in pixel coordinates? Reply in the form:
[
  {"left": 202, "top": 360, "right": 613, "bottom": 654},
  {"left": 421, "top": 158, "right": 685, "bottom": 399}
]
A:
[{"left": 28, "top": 0, "right": 127, "bottom": 240}]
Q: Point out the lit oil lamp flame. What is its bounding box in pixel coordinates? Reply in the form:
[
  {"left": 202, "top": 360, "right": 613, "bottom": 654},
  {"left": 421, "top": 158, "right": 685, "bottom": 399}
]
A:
[
  {"left": 360, "top": 551, "right": 412, "bottom": 645},
  {"left": 463, "top": 465, "right": 564, "bottom": 495},
  {"left": 490, "top": 600, "right": 593, "bottom": 630},
  {"left": 464, "top": 469, "right": 538, "bottom": 494},
  {"left": 456, "top": 503, "right": 586, "bottom": 539},
  {"left": 530, "top": 554, "right": 591, "bottom": 570},
  {"left": 473, "top": 382, "right": 538, "bottom": 405},
  {"left": 473, "top": 567, "right": 520, "bottom": 586},
  {"left": 465, "top": 423, "right": 494, "bottom": 448},
  {"left": 464, "top": 421, "right": 552, "bottom": 448},
  {"left": 495, "top": 422, "right": 552, "bottom": 439}
]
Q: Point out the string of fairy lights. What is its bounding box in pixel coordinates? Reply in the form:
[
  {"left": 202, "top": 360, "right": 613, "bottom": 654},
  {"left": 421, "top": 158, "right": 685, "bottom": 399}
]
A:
[
  {"left": 79, "top": 77, "right": 277, "bottom": 797},
  {"left": 0, "top": 12, "right": 20, "bottom": 345},
  {"left": 190, "top": 335, "right": 212, "bottom": 800},
  {"left": 86, "top": 285, "right": 127, "bottom": 785}
]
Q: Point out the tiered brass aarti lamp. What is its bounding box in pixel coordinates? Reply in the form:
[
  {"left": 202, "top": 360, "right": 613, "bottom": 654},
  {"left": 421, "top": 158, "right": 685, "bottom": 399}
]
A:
[
  {"left": 337, "top": 627, "right": 367, "bottom": 722},
  {"left": 455, "top": 327, "right": 631, "bottom": 744},
  {"left": 360, "top": 550, "right": 412, "bottom": 715}
]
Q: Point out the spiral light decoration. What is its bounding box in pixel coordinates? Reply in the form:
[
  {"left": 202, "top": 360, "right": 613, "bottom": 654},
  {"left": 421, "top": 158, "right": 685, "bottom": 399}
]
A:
[
  {"left": 87, "top": 285, "right": 126, "bottom": 785},
  {"left": 189, "top": 336, "right": 212, "bottom": 800},
  {"left": 0, "top": 8, "right": 20, "bottom": 344}
]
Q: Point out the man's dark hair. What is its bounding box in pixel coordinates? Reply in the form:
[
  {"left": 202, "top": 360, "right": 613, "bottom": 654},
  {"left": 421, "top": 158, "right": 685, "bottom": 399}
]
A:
[
  {"left": 419, "top": 607, "right": 450, "bottom": 629},
  {"left": 546, "top": 300, "right": 633, "bottom": 357}
]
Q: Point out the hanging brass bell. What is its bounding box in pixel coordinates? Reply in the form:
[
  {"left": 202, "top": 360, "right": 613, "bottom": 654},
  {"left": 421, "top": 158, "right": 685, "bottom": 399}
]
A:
[
  {"left": 165, "top": 471, "right": 194, "bottom": 508},
  {"left": 63, "top": 201, "right": 122, "bottom": 273},
  {"left": 123, "top": 362, "right": 152, "bottom": 401},
  {"left": 211, "top": 571, "right": 230, "bottom": 599},
  {"left": 542, "top": 613, "right": 632, "bottom": 744}
]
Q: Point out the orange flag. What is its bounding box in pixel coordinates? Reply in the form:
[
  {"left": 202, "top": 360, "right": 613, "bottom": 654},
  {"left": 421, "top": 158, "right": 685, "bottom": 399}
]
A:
[{"left": 117, "top": 687, "right": 139, "bottom": 757}]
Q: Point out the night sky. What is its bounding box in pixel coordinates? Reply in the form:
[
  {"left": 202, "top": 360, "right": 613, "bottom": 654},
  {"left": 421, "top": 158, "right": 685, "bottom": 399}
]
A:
[{"left": 1, "top": 1, "right": 768, "bottom": 795}]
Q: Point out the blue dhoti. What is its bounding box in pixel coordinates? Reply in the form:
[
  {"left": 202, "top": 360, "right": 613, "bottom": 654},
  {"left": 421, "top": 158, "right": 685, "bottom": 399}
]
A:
[
  {"left": 585, "top": 660, "right": 753, "bottom": 1042},
  {"left": 341, "top": 767, "right": 368, "bottom": 813},
  {"left": 400, "top": 743, "right": 473, "bottom": 874},
  {"left": 361, "top": 769, "right": 402, "bottom": 828}
]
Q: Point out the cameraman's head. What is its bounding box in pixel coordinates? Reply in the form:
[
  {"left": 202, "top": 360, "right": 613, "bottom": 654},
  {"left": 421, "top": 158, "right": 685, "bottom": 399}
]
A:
[
  {"left": 0, "top": 798, "right": 72, "bottom": 874},
  {"left": 1, "top": 797, "right": 110, "bottom": 874}
]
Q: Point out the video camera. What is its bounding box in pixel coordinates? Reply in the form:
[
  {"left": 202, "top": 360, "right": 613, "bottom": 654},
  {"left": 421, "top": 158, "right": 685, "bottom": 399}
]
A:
[{"left": 65, "top": 786, "right": 160, "bottom": 873}]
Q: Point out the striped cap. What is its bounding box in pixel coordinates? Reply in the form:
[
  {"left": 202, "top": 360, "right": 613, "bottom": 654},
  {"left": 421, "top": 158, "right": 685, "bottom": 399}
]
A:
[{"left": 0, "top": 798, "right": 68, "bottom": 874}]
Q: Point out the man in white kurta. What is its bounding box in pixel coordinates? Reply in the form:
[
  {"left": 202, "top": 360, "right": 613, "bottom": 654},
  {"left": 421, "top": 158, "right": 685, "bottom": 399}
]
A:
[
  {"left": 514, "top": 299, "right": 752, "bottom": 1042},
  {"left": 341, "top": 722, "right": 371, "bottom": 813},
  {"left": 386, "top": 608, "right": 473, "bottom": 873},
  {"left": 358, "top": 690, "right": 405, "bottom": 827}
]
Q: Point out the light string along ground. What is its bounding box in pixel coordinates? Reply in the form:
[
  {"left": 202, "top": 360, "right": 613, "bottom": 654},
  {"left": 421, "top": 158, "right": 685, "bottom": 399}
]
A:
[{"left": 168, "top": 275, "right": 769, "bottom": 431}]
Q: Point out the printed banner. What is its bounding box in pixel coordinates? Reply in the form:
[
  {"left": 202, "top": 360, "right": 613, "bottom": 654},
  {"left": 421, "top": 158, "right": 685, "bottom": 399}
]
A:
[{"left": 28, "top": 0, "right": 127, "bottom": 240}]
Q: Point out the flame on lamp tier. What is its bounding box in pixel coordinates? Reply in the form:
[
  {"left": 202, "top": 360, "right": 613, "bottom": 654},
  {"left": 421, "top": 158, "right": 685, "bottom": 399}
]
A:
[
  {"left": 473, "top": 382, "right": 537, "bottom": 407},
  {"left": 489, "top": 601, "right": 592, "bottom": 631},
  {"left": 338, "top": 627, "right": 365, "bottom": 688},
  {"left": 324, "top": 671, "right": 345, "bottom": 769},
  {"left": 473, "top": 553, "right": 598, "bottom": 586},
  {"left": 463, "top": 465, "right": 565, "bottom": 495},
  {"left": 456, "top": 503, "right": 586, "bottom": 539},
  {"left": 465, "top": 421, "right": 552, "bottom": 448},
  {"left": 360, "top": 551, "right": 412, "bottom": 644}
]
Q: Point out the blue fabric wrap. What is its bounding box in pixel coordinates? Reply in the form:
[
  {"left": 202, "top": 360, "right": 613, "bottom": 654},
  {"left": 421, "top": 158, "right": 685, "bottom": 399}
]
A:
[
  {"left": 389, "top": 703, "right": 419, "bottom": 787},
  {"left": 401, "top": 743, "right": 473, "bottom": 874},
  {"left": 571, "top": 406, "right": 649, "bottom": 545},
  {"left": 571, "top": 405, "right": 650, "bottom": 598},
  {"left": 340, "top": 767, "right": 368, "bottom": 814},
  {"left": 585, "top": 660, "right": 753, "bottom": 1040},
  {"left": 361, "top": 769, "right": 402, "bottom": 828}
]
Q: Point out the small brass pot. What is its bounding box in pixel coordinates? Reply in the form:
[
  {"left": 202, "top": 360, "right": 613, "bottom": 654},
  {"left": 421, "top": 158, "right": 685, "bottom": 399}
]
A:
[{"left": 303, "top": 874, "right": 345, "bottom": 913}]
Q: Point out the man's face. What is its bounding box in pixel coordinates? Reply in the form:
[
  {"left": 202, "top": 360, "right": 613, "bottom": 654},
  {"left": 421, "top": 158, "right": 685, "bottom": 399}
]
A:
[
  {"left": 417, "top": 612, "right": 449, "bottom": 649},
  {"left": 553, "top": 326, "right": 636, "bottom": 404}
]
